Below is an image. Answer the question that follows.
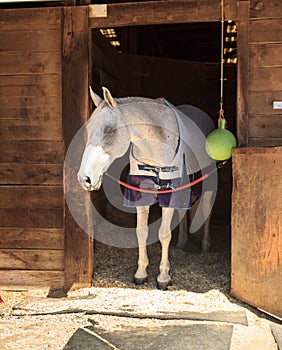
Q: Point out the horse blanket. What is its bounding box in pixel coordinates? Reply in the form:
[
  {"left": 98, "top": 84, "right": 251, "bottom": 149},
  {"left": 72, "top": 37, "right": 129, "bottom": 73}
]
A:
[{"left": 123, "top": 101, "right": 215, "bottom": 210}]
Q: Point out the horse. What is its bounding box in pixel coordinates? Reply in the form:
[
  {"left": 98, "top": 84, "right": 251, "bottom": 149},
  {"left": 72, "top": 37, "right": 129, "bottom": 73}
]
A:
[{"left": 77, "top": 87, "right": 217, "bottom": 290}]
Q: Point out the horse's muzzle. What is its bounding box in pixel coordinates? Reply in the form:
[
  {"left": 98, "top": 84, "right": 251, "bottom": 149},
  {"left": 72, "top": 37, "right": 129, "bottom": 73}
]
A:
[{"left": 77, "top": 174, "right": 102, "bottom": 191}]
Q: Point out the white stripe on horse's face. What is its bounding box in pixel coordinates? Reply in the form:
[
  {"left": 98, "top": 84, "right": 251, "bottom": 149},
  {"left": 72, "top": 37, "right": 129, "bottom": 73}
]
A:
[{"left": 77, "top": 145, "right": 110, "bottom": 191}]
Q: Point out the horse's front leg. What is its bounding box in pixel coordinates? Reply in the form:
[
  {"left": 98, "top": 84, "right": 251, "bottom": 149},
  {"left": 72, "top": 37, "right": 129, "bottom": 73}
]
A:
[
  {"left": 157, "top": 207, "right": 174, "bottom": 290},
  {"left": 134, "top": 206, "right": 150, "bottom": 285}
]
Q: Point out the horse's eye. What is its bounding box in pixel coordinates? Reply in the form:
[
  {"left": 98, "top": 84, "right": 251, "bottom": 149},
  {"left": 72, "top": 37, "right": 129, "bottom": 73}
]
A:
[{"left": 104, "top": 125, "right": 114, "bottom": 135}]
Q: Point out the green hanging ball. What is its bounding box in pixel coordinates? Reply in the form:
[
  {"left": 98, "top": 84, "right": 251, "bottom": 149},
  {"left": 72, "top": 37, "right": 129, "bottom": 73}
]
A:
[{"left": 205, "top": 118, "right": 237, "bottom": 161}]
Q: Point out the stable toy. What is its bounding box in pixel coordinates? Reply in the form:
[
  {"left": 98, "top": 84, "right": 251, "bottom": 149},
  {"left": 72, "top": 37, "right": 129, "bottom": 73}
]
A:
[
  {"left": 205, "top": 0, "right": 237, "bottom": 162},
  {"left": 205, "top": 117, "right": 237, "bottom": 161}
]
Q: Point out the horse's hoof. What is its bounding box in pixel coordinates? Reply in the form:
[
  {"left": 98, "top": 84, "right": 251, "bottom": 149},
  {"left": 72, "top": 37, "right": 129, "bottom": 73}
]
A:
[
  {"left": 157, "top": 280, "right": 171, "bottom": 291},
  {"left": 134, "top": 276, "right": 148, "bottom": 285},
  {"left": 201, "top": 246, "right": 211, "bottom": 254}
]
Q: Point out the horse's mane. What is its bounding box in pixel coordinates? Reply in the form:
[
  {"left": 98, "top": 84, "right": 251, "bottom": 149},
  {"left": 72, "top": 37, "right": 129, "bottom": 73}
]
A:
[{"left": 116, "top": 96, "right": 165, "bottom": 105}]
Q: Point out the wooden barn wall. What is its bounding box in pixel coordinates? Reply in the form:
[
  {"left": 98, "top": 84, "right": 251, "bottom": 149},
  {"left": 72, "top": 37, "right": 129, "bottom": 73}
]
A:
[
  {"left": 62, "top": 6, "right": 93, "bottom": 291},
  {"left": 0, "top": 8, "right": 65, "bottom": 288},
  {"left": 88, "top": 0, "right": 237, "bottom": 28},
  {"left": 238, "top": 0, "right": 282, "bottom": 146}
]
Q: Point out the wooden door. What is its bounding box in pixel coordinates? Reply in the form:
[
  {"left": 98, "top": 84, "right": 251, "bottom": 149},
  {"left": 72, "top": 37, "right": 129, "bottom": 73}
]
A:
[{"left": 231, "top": 147, "right": 282, "bottom": 318}]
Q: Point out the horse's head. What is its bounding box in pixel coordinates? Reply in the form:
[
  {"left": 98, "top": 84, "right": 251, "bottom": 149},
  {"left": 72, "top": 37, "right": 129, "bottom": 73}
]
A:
[{"left": 77, "top": 87, "right": 130, "bottom": 191}]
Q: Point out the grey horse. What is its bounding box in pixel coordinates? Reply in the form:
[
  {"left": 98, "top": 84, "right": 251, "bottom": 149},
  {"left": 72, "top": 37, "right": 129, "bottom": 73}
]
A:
[{"left": 77, "top": 87, "right": 217, "bottom": 290}]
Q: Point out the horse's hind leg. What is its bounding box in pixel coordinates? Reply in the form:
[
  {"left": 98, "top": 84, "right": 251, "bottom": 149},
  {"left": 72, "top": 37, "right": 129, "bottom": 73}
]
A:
[
  {"left": 157, "top": 207, "right": 174, "bottom": 290},
  {"left": 202, "top": 211, "right": 212, "bottom": 253},
  {"left": 199, "top": 191, "right": 214, "bottom": 253},
  {"left": 134, "top": 206, "right": 150, "bottom": 285}
]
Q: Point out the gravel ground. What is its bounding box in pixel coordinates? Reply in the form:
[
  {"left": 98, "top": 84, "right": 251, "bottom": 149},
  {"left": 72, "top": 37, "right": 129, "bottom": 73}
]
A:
[
  {"left": 92, "top": 223, "right": 231, "bottom": 294},
  {"left": 0, "top": 224, "right": 279, "bottom": 350}
]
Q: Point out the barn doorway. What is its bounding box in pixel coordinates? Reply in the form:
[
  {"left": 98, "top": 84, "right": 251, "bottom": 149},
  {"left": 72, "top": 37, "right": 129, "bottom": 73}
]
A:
[{"left": 90, "top": 20, "right": 237, "bottom": 291}]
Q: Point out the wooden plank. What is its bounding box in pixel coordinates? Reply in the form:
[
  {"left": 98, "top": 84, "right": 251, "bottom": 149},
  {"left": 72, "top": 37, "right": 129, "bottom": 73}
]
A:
[
  {"left": 0, "top": 208, "right": 63, "bottom": 228},
  {"left": 89, "top": 0, "right": 237, "bottom": 28},
  {"left": 248, "top": 138, "right": 282, "bottom": 147},
  {"left": 0, "top": 75, "right": 61, "bottom": 98},
  {"left": 231, "top": 147, "right": 282, "bottom": 318},
  {"left": 0, "top": 186, "right": 63, "bottom": 208},
  {"left": 0, "top": 164, "right": 63, "bottom": 185},
  {"left": 248, "top": 115, "right": 282, "bottom": 138},
  {"left": 0, "top": 7, "right": 61, "bottom": 31},
  {"left": 250, "top": 19, "right": 282, "bottom": 43},
  {"left": 0, "top": 30, "right": 61, "bottom": 52},
  {"left": 0, "top": 228, "right": 64, "bottom": 249},
  {"left": 250, "top": 0, "right": 282, "bottom": 19},
  {"left": 0, "top": 52, "right": 61, "bottom": 75},
  {"left": 0, "top": 141, "right": 64, "bottom": 163},
  {"left": 0, "top": 249, "right": 64, "bottom": 270},
  {"left": 62, "top": 6, "right": 93, "bottom": 290},
  {"left": 0, "top": 270, "right": 65, "bottom": 289},
  {"left": 249, "top": 67, "right": 282, "bottom": 92},
  {"left": 0, "top": 119, "right": 62, "bottom": 140},
  {"left": 0, "top": 96, "right": 61, "bottom": 119},
  {"left": 236, "top": 1, "right": 250, "bottom": 146},
  {"left": 250, "top": 43, "right": 282, "bottom": 67},
  {"left": 248, "top": 91, "right": 282, "bottom": 115}
]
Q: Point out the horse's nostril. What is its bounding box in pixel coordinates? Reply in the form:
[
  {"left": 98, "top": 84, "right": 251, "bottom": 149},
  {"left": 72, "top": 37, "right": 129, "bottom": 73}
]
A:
[{"left": 85, "top": 176, "right": 91, "bottom": 184}]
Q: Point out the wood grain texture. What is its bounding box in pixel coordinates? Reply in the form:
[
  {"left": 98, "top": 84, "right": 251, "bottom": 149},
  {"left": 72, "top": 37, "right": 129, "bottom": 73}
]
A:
[
  {"left": 0, "top": 164, "right": 63, "bottom": 185},
  {"left": 0, "top": 186, "right": 63, "bottom": 208},
  {"left": 237, "top": 1, "right": 250, "bottom": 146},
  {"left": 250, "top": 0, "right": 282, "bottom": 19},
  {"left": 248, "top": 115, "right": 282, "bottom": 138},
  {"left": 0, "top": 119, "right": 62, "bottom": 141},
  {"left": 89, "top": 0, "right": 237, "bottom": 28},
  {"left": 248, "top": 138, "right": 282, "bottom": 147},
  {"left": 0, "top": 52, "right": 61, "bottom": 75},
  {"left": 0, "top": 7, "right": 61, "bottom": 31},
  {"left": 0, "top": 141, "right": 64, "bottom": 163},
  {"left": 0, "top": 228, "right": 64, "bottom": 249},
  {"left": 231, "top": 147, "right": 282, "bottom": 318},
  {"left": 249, "top": 67, "right": 282, "bottom": 92},
  {"left": 0, "top": 208, "right": 63, "bottom": 228},
  {"left": 62, "top": 6, "right": 93, "bottom": 290},
  {"left": 0, "top": 270, "right": 65, "bottom": 289},
  {"left": 0, "top": 7, "right": 65, "bottom": 290},
  {"left": 0, "top": 75, "right": 61, "bottom": 98},
  {"left": 250, "top": 44, "right": 282, "bottom": 68},
  {"left": 0, "top": 96, "right": 61, "bottom": 120},
  {"left": 250, "top": 18, "right": 282, "bottom": 43},
  {"left": 0, "top": 30, "right": 61, "bottom": 53},
  {"left": 0, "top": 249, "right": 64, "bottom": 270},
  {"left": 248, "top": 91, "right": 282, "bottom": 115},
  {"left": 247, "top": 9, "right": 282, "bottom": 145}
]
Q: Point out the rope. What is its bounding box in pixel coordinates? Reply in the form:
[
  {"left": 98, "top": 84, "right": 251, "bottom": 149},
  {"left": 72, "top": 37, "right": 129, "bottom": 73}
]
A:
[
  {"left": 106, "top": 172, "right": 209, "bottom": 194},
  {"left": 219, "top": 0, "right": 225, "bottom": 118},
  {"left": 105, "top": 162, "right": 227, "bottom": 195}
]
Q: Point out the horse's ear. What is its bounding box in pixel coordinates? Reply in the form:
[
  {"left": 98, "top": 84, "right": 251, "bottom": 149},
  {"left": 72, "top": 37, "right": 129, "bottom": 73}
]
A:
[
  {"left": 89, "top": 86, "right": 103, "bottom": 107},
  {"left": 102, "top": 87, "right": 117, "bottom": 108}
]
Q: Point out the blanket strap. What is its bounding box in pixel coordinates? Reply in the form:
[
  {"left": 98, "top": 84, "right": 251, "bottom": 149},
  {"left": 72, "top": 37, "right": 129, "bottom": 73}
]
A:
[
  {"left": 137, "top": 164, "right": 179, "bottom": 190},
  {"left": 137, "top": 164, "right": 179, "bottom": 174}
]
